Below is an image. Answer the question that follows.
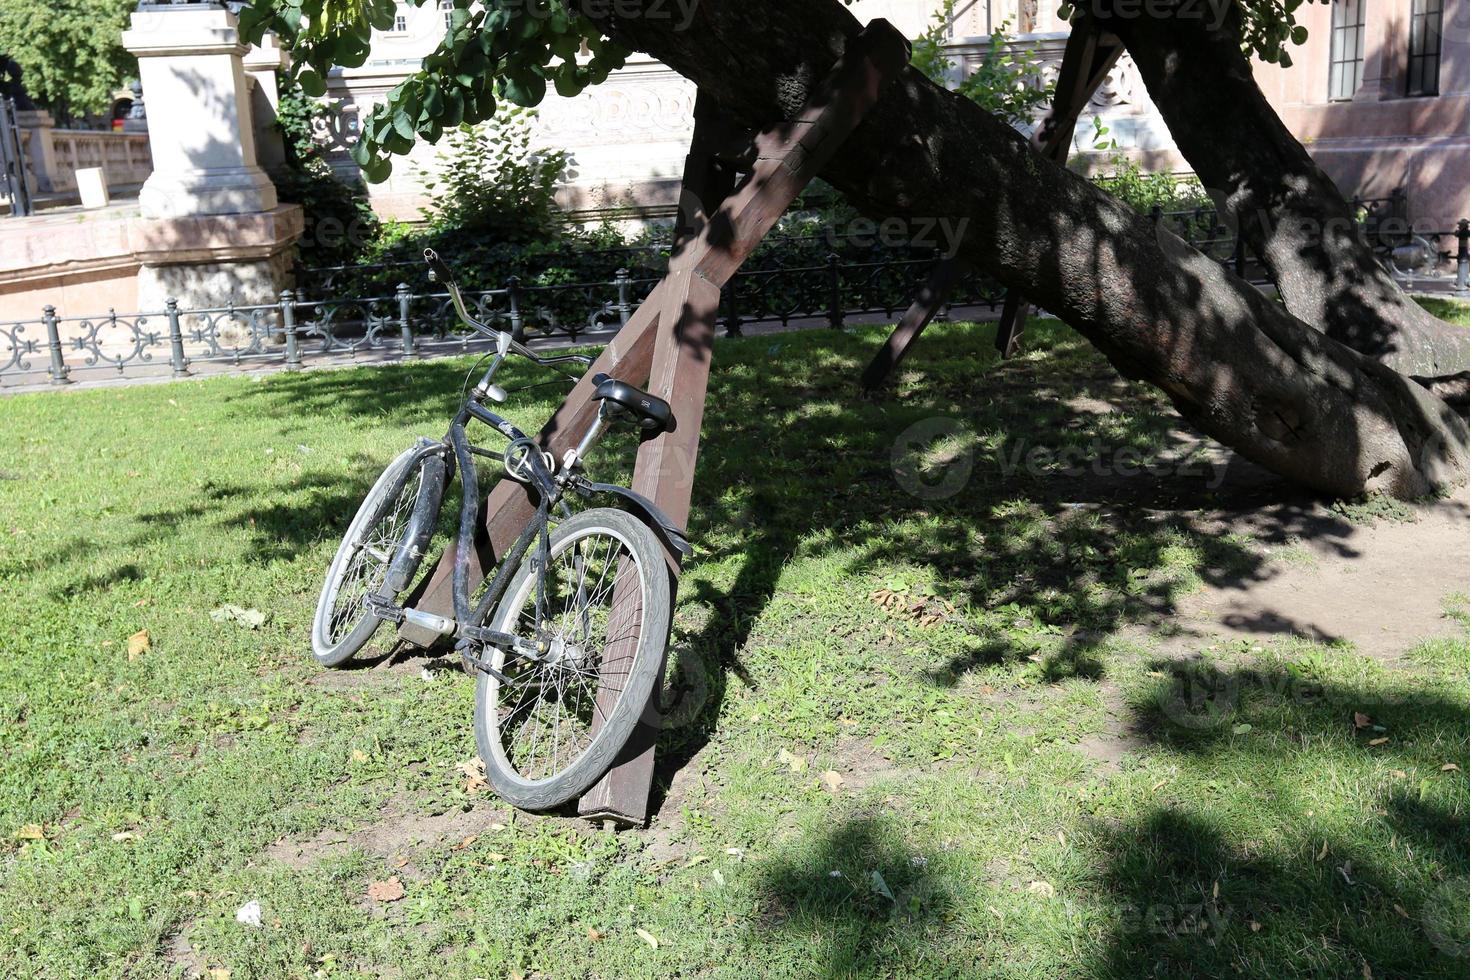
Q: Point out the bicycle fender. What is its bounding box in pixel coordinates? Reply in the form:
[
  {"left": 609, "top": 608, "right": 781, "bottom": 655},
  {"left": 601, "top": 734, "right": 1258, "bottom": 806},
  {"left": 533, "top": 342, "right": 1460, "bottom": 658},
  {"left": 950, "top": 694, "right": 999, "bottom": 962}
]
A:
[
  {"left": 578, "top": 481, "right": 693, "bottom": 557},
  {"left": 385, "top": 443, "right": 449, "bottom": 593}
]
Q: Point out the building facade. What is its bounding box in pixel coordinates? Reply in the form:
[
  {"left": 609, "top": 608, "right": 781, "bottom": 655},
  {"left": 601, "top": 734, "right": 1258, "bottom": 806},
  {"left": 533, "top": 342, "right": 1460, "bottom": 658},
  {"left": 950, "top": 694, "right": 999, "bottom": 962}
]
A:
[{"left": 316, "top": 0, "right": 1467, "bottom": 231}]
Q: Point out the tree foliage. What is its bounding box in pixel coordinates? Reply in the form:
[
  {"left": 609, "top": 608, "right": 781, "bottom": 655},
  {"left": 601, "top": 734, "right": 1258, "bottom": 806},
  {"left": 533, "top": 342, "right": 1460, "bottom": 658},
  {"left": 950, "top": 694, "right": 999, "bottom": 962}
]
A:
[
  {"left": 910, "top": 2, "right": 1053, "bottom": 127},
  {"left": 0, "top": 0, "right": 136, "bottom": 122},
  {"left": 237, "top": 0, "right": 628, "bottom": 182}
]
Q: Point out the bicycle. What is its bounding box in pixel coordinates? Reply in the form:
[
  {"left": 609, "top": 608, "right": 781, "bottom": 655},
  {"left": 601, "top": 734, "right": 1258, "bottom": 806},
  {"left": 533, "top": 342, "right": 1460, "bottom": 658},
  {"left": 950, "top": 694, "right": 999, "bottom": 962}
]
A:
[{"left": 310, "top": 248, "right": 690, "bottom": 811}]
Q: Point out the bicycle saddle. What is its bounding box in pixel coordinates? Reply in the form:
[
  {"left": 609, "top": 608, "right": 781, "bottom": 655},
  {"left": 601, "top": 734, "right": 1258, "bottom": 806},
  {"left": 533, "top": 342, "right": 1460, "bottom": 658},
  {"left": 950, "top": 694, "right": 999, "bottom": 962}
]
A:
[{"left": 591, "top": 373, "right": 675, "bottom": 435}]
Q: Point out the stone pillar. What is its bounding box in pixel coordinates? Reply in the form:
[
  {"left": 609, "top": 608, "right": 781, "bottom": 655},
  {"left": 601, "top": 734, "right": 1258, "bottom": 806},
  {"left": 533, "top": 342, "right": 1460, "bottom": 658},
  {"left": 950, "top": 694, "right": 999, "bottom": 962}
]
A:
[
  {"left": 243, "top": 33, "right": 289, "bottom": 172},
  {"left": 13, "top": 109, "right": 57, "bottom": 194},
  {"left": 1356, "top": 0, "right": 1404, "bottom": 102},
  {"left": 120, "top": 3, "right": 301, "bottom": 311},
  {"left": 122, "top": 3, "right": 277, "bottom": 218}
]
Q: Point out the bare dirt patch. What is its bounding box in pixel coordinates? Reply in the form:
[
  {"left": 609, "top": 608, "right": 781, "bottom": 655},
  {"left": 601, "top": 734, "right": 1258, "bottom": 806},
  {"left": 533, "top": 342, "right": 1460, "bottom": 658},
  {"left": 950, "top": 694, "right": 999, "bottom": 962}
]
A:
[
  {"left": 261, "top": 792, "right": 514, "bottom": 873},
  {"left": 1167, "top": 487, "right": 1470, "bottom": 661}
]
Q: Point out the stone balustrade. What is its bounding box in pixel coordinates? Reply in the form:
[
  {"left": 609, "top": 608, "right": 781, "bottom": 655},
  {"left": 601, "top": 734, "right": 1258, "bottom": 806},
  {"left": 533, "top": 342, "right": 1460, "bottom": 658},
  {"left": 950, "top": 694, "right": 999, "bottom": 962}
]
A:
[{"left": 0, "top": 111, "right": 153, "bottom": 206}]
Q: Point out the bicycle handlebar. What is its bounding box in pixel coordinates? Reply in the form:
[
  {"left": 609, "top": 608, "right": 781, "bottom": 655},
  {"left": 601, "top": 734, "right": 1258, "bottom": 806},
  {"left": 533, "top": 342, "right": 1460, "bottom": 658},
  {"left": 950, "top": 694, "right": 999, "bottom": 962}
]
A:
[{"left": 424, "top": 248, "right": 593, "bottom": 369}]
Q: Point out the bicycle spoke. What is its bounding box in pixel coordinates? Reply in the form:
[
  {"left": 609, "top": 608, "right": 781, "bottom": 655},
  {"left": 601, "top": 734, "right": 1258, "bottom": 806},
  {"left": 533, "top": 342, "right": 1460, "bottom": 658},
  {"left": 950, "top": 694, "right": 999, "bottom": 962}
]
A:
[
  {"left": 326, "top": 465, "right": 423, "bottom": 645},
  {"left": 489, "top": 527, "right": 646, "bottom": 783}
]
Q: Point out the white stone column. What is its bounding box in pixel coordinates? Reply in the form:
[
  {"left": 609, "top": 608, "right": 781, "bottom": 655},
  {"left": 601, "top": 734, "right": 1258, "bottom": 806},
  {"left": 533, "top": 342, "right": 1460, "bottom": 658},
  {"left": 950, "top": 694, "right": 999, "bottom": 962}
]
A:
[
  {"left": 243, "top": 33, "right": 289, "bottom": 172},
  {"left": 122, "top": 3, "right": 278, "bottom": 218}
]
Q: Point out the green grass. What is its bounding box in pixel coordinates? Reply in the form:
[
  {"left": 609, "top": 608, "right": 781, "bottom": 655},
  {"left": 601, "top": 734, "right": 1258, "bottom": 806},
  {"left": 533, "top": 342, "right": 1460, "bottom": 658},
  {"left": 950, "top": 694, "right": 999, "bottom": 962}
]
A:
[
  {"left": 2, "top": 320, "right": 1467, "bottom": 978},
  {"left": 1417, "top": 297, "right": 1470, "bottom": 327}
]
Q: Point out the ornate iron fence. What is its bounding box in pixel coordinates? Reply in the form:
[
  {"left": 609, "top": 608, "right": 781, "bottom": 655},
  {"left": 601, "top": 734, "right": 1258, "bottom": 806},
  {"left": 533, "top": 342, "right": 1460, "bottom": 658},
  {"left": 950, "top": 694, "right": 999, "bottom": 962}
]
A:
[
  {"left": 5, "top": 215, "right": 1466, "bottom": 390},
  {"left": 0, "top": 251, "right": 1009, "bottom": 388}
]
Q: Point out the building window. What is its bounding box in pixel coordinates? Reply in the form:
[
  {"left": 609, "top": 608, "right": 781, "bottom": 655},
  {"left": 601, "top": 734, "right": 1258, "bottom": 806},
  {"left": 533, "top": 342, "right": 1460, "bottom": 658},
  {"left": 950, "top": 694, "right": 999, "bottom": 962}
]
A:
[
  {"left": 1328, "top": 0, "right": 1366, "bottom": 101},
  {"left": 392, "top": 6, "right": 408, "bottom": 33},
  {"left": 441, "top": 0, "right": 455, "bottom": 32},
  {"left": 1407, "top": 0, "right": 1443, "bottom": 96}
]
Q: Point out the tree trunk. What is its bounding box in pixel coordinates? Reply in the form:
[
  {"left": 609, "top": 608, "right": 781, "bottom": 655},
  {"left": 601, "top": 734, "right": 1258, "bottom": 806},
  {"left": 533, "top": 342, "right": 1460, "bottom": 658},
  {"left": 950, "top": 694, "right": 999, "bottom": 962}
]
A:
[
  {"left": 585, "top": 0, "right": 1469, "bottom": 499},
  {"left": 1093, "top": 3, "right": 1470, "bottom": 379}
]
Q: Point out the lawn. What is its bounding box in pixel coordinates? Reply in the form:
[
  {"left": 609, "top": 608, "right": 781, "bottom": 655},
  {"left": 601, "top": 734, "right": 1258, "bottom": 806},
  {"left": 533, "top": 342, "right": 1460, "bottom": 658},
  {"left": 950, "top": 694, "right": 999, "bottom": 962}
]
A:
[{"left": 1, "top": 319, "right": 1467, "bottom": 978}]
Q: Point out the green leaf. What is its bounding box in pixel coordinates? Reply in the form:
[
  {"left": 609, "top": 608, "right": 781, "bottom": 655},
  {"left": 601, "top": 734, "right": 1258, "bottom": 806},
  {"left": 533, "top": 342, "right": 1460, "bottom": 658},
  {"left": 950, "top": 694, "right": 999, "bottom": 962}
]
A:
[
  {"left": 297, "top": 68, "right": 327, "bottom": 98},
  {"left": 392, "top": 108, "right": 417, "bottom": 141},
  {"left": 360, "top": 155, "right": 393, "bottom": 184},
  {"left": 502, "top": 70, "right": 547, "bottom": 107}
]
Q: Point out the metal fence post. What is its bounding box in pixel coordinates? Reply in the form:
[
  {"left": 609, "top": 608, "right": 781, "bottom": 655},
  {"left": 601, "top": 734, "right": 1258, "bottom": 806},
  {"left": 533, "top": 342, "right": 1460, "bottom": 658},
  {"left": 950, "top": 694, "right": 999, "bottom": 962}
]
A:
[
  {"left": 1232, "top": 236, "right": 1247, "bottom": 279},
  {"left": 280, "top": 290, "right": 302, "bottom": 371},
  {"left": 396, "top": 283, "right": 415, "bottom": 357},
  {"left": 723, "top": 275, "right": 742, "bottom": 338},
  {"left": 507, "top": 276, "right": 525, "bottom": 342},
  {"left": 614, "top": 269, "right": 632, "bottom": 326},
  {"left": 827, "top": 253, "right": 844, "bottom": 329},
  {"left": 1456, "top": 219, "right": 1469, "bottom": 299},
  {"left": 42, "top": 305, "right": 69, "bottom": 385},
  {"left": 165, "top": 298, "right": 190, "bottom": 377}
]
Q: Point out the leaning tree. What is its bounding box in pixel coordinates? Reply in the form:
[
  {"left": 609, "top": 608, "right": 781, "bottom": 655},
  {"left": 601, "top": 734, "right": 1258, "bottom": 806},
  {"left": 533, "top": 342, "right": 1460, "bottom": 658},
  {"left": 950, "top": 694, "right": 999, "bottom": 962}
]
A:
[{"left": 237, "top": 0, "right": 1470, "bottom": 500}]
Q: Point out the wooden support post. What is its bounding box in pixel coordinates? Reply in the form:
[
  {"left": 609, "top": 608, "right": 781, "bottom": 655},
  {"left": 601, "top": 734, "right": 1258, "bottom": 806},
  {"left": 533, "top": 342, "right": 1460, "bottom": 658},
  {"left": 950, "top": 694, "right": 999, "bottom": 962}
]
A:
[
  {"left": 861, "top": 23, "right": 1123, "bottom": 388},
  {"left": 400, "top": 22, "right": 910, "bottom": 823},
  {"left": 861, "top": 253, "right": 968, "bottom": 390},
  {"left": 579, "top": 25, "right": 910, "bottom": 825}
]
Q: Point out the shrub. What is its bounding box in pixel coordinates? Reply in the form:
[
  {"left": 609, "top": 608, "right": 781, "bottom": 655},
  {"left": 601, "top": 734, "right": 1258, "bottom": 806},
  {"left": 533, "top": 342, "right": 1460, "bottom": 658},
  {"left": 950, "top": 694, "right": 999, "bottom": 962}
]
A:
[{"left": 418, "top": 107, "right": 569, "bottom": 242}]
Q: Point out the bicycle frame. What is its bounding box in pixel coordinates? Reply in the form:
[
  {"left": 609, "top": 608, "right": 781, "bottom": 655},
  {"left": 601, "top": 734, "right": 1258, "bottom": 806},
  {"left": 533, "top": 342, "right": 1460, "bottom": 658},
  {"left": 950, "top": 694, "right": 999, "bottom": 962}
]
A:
[{"left": 369, "top": 248, "right": 693, "bottom": 676}]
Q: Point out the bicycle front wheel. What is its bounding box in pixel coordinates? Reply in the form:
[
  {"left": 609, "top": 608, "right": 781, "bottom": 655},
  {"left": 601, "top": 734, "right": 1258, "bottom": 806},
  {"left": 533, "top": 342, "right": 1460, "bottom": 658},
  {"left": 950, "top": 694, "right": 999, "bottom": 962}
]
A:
[
  {"left": 473, "top": 508, "right": 672, "bottom": 811},
  {"left": 311, "top": 444, "right": 443, "bottom": 667}
]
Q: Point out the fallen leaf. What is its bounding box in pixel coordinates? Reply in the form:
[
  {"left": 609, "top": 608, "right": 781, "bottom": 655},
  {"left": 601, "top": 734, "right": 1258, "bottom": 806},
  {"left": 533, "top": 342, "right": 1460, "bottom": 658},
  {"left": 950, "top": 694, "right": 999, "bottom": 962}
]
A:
[
  {"left": 820, "top": 770, "right": 844, "bottom": 792},
  {"left": 350, "top": 749, "right": 368, "bottom": 763},
  {"left": 870, "top": 870, "right": 895, "bottom": 901},
  {"left": 457, "top": 757, "right": 489, "bottom": 793},
  {"left": 1316, "top": 840, "right": 1329, "bottom": 862},
  {"left": 208, "top": 605, "right": 267, "bottom": 629},
  {"left": 1027, "top": 880, "right": 1056, "bottom": 898},
  {"left": 711, "top": 868, "right": 725, "bottom": 887},
  {"left": 111, "top": 831, "right": 137, "bottom": 842},
  {"left": 451, "top": 835, "right": 477, "bottom": 851},
  {"left": 1353, "top": 712, "right": 1371, "bottom": 729},
  {"left": 1389, "top": 770, "right": 1408, "bottom": 779},
  {"left": 486, "top": 853, "right": 507, "bottom": 863},
  {"left": 587, "top": 927, "right": 603, "bottom": 941},
  {"left": 1249, "top": 920, "right": 1262, "bottom": 932},
  {"left": 684, "top": 855, "right": 709, "bottom": 868},
  {"left": 1368, "top": 737, "right": 1389, "bottom": 747},
  {"left": 1393, "top": 903, "right": 1409, "bottom": 919},
  {"left": 366, "top": 878, "right": 405, "bottom": 902},
  {"left": 1232, "top": 723, "right": 1253, "bottom": 735},
  {"left": 1443, "top": 763, "right": 1461, "bottom": 773},
  {"left": 776, "top": 749, "right": 807, "bottom": 774},
  {"left": 127, "top": 630, "right": 151, "bottom": 660},
  {"left": 393, "top": 856, "right": 409, "bottom": 869},
  {"left": 635, "top": 927, "right": 659, "bottom": 950},
  {"left": 14, "top": 824, "right": 44, "bottom": 841},
  {"left": 235, "top": 900, "right": 263, "bottom": 928},
  {"left": 208, "top": 969, "right": 232, "bottom": 980}
]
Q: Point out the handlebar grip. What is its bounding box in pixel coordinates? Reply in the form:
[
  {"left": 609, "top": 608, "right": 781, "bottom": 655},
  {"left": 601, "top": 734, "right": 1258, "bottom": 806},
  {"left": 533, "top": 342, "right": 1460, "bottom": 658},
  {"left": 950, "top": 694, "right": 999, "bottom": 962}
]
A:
[{"left": 423, "top": 248, "right": 457, "bottom": 287}]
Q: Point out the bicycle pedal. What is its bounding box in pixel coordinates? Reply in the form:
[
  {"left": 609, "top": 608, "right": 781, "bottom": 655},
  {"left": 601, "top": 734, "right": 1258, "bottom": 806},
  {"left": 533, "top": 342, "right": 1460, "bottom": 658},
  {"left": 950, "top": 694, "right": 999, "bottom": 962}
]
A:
[{"left": 364, "top": 594, "right": 404, "bottom": 623}]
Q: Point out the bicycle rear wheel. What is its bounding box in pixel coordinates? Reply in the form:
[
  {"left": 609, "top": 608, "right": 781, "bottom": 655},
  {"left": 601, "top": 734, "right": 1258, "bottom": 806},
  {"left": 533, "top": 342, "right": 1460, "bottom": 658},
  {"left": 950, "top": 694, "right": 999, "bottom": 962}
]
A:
[
  {"left": 311, "top": 444, "right": 444, "bottom": 667},
  {"left": 473, "top": 507, "right": 671, "bottom": 811}
]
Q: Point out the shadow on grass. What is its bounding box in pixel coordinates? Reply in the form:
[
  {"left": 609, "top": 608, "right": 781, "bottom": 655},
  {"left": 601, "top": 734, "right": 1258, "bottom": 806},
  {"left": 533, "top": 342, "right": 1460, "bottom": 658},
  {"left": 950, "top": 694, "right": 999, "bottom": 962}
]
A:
[{"left": 743, "top": 660, "right": 1470, "bottom": 976}]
